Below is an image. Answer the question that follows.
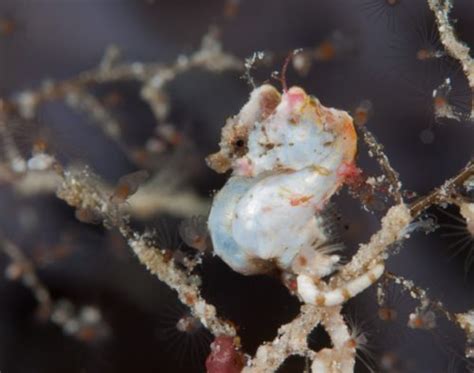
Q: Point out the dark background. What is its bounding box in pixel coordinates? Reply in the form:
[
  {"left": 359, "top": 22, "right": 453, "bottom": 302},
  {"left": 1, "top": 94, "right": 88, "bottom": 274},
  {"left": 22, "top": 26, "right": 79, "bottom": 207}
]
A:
[{"left": 0, "top": 0, "right": 473, "bottom": 372}]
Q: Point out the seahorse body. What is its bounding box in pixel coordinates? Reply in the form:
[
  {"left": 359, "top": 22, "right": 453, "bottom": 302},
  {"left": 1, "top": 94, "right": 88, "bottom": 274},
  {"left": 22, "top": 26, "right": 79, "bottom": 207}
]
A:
[{"left": 207, "top": 85, "right": 357, "bottom": 275}]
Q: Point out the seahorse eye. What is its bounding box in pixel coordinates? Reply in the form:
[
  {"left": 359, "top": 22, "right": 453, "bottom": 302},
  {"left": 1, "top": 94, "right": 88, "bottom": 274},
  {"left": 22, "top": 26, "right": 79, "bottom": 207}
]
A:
[{"left": 232, "top": 138, "right": 247, "bottom": 156}]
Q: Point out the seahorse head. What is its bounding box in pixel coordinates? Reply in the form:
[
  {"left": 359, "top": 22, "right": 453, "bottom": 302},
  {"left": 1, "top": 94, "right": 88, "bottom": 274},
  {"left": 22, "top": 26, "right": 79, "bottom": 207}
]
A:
[
  {"left": 207, "top": 84, "right": 357, "bottom": 183},
  {"left": 206, "top": 84, "right": 281, "bottom": 174}
]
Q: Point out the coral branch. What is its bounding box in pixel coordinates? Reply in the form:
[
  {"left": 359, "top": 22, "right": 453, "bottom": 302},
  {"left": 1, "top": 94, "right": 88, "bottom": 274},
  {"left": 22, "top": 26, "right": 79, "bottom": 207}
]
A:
[
  {"left": 409, "top": 160, "right": 474, "bottom": 217},
  {"left": 333, "top": 203, "right": 411, "bottom": 284},
  {"left": 6, "top": 29, "right": 242, "bottom": 125},
  {"left": 243, "top": 305, "right": 357, "bottom": 372},
  {"left": 427, "top": 0, "right": 474, "bottom": 120},
  {"left": 384, "top": 272, "right": 454, "bottom": 323},
  {"left": 125, "top": 232, "right": 236, "bottom": 337},
  {"left": 243, "top": 305, "right": 321, "bottom": 372},
  {"left": 0, "top": 102, "right": 26, "bottom": 173},
  {"left": 358, "top": 125, "right": 402, "bottom": 204},
  {"left": 0, "top": 235, "right": 52, "bottom": 316},
  {"left": 55, "top": 166, "right": 236, "bottom": 338}
]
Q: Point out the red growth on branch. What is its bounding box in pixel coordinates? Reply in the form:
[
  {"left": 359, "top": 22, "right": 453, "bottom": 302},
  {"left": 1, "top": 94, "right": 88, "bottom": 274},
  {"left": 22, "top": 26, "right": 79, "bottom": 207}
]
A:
[{"left": 205, "top": 336, "right": 245, "bottom": 373}]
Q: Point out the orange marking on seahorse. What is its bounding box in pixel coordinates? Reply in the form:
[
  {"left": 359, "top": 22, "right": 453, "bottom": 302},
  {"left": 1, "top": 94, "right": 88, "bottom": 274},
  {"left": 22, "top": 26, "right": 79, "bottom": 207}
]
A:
[{"left": 290, "top": 194, "right": 313, "bottom": 206}]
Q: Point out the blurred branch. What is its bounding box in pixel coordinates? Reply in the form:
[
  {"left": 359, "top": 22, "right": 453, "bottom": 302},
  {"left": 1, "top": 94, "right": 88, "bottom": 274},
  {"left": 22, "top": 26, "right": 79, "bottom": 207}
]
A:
[
  {"left": 409, "top": 159, "right": 474, "bottom": 217},
  {"left": 55, "top": 165, "right": 237, "bottom": 338},
  {"left": 0, "top": 235, "right": 52, "bottom": 317},
  {"left": 427, "top": 0, "right": 474, "bottom": 120}
]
